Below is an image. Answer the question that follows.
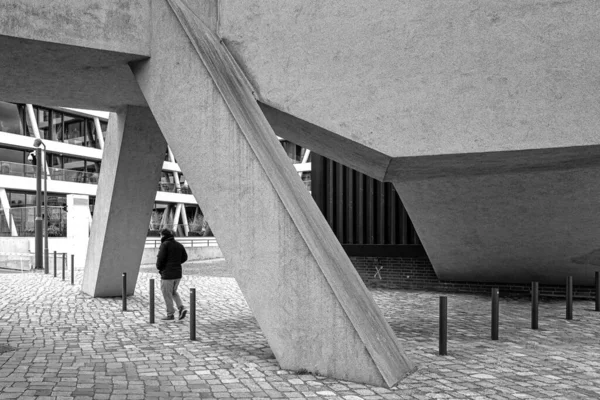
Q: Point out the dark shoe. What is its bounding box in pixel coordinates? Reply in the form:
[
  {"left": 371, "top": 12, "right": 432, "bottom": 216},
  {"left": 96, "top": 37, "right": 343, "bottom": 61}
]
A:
[
  {"left": 178, "top": 306, "right": 187, "bottom": 320},
  {"left": 161, "top": 315, "right": 174, "bottom": 321}
]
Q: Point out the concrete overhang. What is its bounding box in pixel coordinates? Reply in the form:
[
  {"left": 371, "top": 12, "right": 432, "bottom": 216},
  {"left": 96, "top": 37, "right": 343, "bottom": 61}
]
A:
[{"left": 0, "top": 0, "right": 151, "bottom": 111}]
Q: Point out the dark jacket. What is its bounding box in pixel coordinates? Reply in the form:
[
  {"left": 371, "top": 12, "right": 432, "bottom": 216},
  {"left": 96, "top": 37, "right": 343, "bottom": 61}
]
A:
[{"left": 156, "top": 236, "right": 188, "bottom": 280}]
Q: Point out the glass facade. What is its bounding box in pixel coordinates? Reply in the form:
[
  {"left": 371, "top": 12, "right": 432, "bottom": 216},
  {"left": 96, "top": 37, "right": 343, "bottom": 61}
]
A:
[
  {"left": 281, "top": 140, "right": 305, "bottom": 163},
  {"left": 0, "top": 102, "right": 319, "bottom": 239},
  {"left": 0, "top": 145, "right": 101, "bottom": 183},
  {"left": 0, "top": 102, "right": 24, "bottom": 135},
  {"left": 0, "top": 101, "right": 103, "bottom": 149},
  {"left": 0, "top": 190, "right": 68, "bottom": 237}
]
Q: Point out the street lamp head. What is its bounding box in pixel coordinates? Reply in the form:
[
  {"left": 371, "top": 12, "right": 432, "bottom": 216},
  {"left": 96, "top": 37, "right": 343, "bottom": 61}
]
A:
[{"left": 33, "top": 138, "right": 44, "bottom": 147}]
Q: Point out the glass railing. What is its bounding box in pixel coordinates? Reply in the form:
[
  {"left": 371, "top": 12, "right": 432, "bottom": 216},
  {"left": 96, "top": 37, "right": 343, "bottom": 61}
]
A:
[
  {"left": 157, "top": 182, "right": 193, "bottom": 194},
  {"left": 0, "top": 161, "right": 195, "bottom": 194},
  {"left": 0, "top": 161, "right": 37, "bottom": 178},
  {"left": 0, "top": 161, "right": 99, "bottom": 184},
  {"left": 0, "top": 206, "right": 67, "bottom": 237},
  {"left": 148, "top": 223, "right": 210, "bottom": 237},
  {"left": 48, "top": 166, "right": 98, "bottom": 183}
]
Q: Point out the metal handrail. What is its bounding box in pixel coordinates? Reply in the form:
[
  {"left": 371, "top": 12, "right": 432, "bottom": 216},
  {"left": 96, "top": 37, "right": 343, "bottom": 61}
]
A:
[
  {"left": 144, "top": 236, "right": 218, "bottom": 249},
  {"left": 0, "top": 160, "right": 98, "bottom": 183}
]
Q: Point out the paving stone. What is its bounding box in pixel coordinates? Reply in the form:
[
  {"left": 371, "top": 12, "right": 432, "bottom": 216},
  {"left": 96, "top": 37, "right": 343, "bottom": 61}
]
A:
[{"left": 0, "top": 263, "right": 599, "bottom": 399}]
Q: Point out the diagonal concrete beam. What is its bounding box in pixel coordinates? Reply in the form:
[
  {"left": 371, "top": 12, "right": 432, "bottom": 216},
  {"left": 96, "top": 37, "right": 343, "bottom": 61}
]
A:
[
  {"left": 259, "top": 103, "right": 391, "bottom": 181},
  {"left": 130, "top": 0, "right": 414, "bottom": 387},
  {"left": 82, "top": 106, "right": 166, "bottom": 297}
]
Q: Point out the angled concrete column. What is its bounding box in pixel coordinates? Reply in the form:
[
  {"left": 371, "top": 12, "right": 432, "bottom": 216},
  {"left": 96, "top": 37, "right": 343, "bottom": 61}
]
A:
[
  {"left": 82, "top": 106, "right": 166, "bottom": 297},
  {"left": 130, "top": 0, "right": 413, "bottom": 387}
]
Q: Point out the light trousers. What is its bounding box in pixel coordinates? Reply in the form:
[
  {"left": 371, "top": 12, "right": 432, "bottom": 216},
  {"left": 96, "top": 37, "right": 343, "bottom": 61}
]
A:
[{"left": 161, "top": 278, "right": 183, "bottom": 316}]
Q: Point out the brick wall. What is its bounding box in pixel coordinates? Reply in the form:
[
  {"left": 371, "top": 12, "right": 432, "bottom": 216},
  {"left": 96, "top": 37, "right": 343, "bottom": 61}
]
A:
[{"left": 350, "top": 256, "right": 596, "bottom": 299}]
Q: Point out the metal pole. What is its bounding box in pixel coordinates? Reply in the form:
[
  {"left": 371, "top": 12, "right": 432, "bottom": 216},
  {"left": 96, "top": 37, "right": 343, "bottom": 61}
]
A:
[
  {"left": 566, "top": 276, "right": 573, "bottom": 320},
  {"left": 531, "top": 282, "right": 539, "bottom": 330},
  {"left": 149, "top": 279, "right": 155, "bottom": 323},
  {"left": 43, "top": 147, "right": 48, "bottom": 274},
  {"left": 71, "top": 254, "right": 74, "bottom": 285},
  {"left": 34, "top": 147, "right": 42, "bottom": 269},
  {"left": 190, "top": 288, "right": 196, "bottom": 340},
  {"left": 122, "top": 273, "right": 127, "bottom": 311},
  {"left": 439, "top": 296, "right": 447, "bottom": 356},
  {"left": 491, "top": 288, "right": 499, "bottom": 340},
  {"left": 595, "top": 271, "right": 599, "bottom": 312},
  {"left": 53, "top": 250, "right": 57, "bottom": 277},
  {"left": 44, "top": 248, "right": 49, "bottom": 274},
  {"left": 62, "top": 253, "right": 65, "bottom": 281}
]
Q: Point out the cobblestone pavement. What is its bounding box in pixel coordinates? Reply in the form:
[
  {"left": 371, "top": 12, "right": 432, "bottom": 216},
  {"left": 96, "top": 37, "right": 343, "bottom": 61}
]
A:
[{"left": 0, "top": 260, "right": 599, "bottom": 399}]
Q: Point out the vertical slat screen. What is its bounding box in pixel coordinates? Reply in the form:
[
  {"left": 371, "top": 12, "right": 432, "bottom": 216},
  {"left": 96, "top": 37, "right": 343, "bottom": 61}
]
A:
[
  {"left": 335, "top": 162, "right": 344, "bottom": 242},
  {"left": 346, "top": 169, "right": 354, "bottom": 244},
  {"left": 356, "top": 173, "right": 365, "bottom": 244},
  {"left": 311, "top": 153, "right": 420, "bottom": 246}
]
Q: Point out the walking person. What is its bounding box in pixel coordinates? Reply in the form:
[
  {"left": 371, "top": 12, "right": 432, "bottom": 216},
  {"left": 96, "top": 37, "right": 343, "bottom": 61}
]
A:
[{"left": 156, "top": 228, "right": 188, "bottom": 320}]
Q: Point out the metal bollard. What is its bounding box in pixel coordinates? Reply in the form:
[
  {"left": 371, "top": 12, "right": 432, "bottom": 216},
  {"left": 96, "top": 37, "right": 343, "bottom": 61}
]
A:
[
  {"left": 53, "top": 251, "right": 57, "bottom": 277},
  {"left": 595, "top": 271, "right": 599, "bottom": 312},
  {"left": 491, "top": 288, "right": 499, "bottom": 340},
  {"left": 439, "top": 296, "right": 447, "bottom": 356},
  {"left": 566, "top": 276, "right": 573, "bottom": 320},
  {"left": 531, "top": 282, "right": 539, "bottom": 330},
  {"left": 62, "top": 253, "right": 66, "bottom": 281},
  {"left": 190, "top": 288, "right": 196, "bottom": 341},
  {"left": 44, "top": 248, "right": 49, "bottom": 274},
  {"left": 122, "top": 273, "right": 127, "bottom": 311},
  {"left": 71, "top": 255, "right": 74, "bottom": 285},
  {"left": 149, "top": 279, "right": 155, "bottom": 323}
]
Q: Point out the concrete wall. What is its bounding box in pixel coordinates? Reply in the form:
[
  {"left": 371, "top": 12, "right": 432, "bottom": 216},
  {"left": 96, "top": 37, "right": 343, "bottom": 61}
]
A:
[
  {"left": 218, "top": 0, "right": 600, "bottom": 158},
  {"left": 0, "top": 0, "right": 150, "bottom": 56}
]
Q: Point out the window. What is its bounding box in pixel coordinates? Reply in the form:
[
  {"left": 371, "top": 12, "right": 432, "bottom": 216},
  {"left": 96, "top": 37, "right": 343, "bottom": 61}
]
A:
[{"left": 0, "top": 101, "right": 23, "bottom": 135}]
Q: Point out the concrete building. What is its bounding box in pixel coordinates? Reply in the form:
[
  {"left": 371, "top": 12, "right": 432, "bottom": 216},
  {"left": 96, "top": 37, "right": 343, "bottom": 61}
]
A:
[{"left": 2, "top": 0, "right": 597, "bottom": 387}]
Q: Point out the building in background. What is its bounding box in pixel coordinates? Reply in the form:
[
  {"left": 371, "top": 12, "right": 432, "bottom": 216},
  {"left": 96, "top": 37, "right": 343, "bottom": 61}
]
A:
[{"left": 0, "top": 101, "right": 314, "bottom": 239}]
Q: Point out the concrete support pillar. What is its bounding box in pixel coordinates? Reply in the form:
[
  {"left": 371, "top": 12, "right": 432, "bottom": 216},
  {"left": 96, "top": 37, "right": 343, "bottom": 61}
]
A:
[
  {"left": 82, "top": 106, "right": 166, "bottom": 297},
  {"left": 0, "top": 189, "right": 18, "bottom": 236},
  {"left": 130, "top": 0, "right": 413, "bottom": 387},
  {"left": 93, "top": 117, "right": 105, "bottom": 150},
  {"left": 173, "top": 203, "right": 182, "bottom": 235},
  {"left": 180, "top": 204, "right": 189, "bottom": 236}
]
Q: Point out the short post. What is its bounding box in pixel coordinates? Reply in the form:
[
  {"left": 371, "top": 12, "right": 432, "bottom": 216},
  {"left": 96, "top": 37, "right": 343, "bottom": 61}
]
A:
[
  {"left": 62, "top": 253, "right": 66, "bottom": 281},
  {"left": 53, "top": 251, "right": 57, "bottom": 277},
  {"left": 566, "top": 276, "right": 573, "bottom": 320},
  {"left": 70, "top": 254, "right": 74, "bottom": 285},
  {"left": 122, "top": 272, "right": 127, "bottom": 312},
  {"left": 44, "top": 248, "right": 49, "bottom": 274},
  {"left": 531, "top": 282, "right": 539, "bottom": 330},
  {"left": 595, "top": 271, "right": 599, "bottom": 312},
  {"left": 190, "top": 288, "right": 196, "bottom": 341},
  {"left": 439, "top": 296, "right": 447, "bottom": 356},
  {"left": 491, "top": 288, "right": 499, "bottom": 340},
  {"left": 149, "top": 279, "right": 155, "bottom": 323}
]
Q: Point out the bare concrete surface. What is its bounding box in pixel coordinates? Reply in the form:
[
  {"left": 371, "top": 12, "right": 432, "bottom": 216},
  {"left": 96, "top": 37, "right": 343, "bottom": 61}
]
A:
[
  {"left": 82, "top": 107, "right": 166, "bottom": 297},
  {"left": 130, "top": 0, "right": 412, "bottom": 386},
  {"left": 394, "top": 165, "right": 600, "bottom": 286},
  {"left": 1, "top": 262, "right": 600, "bottom": 399}
]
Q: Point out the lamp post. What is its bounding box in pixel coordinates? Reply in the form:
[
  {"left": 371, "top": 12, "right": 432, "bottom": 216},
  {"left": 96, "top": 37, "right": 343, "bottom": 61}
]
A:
[{"left": 33, "top": 139, "right": 48, "bottom": 272}]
